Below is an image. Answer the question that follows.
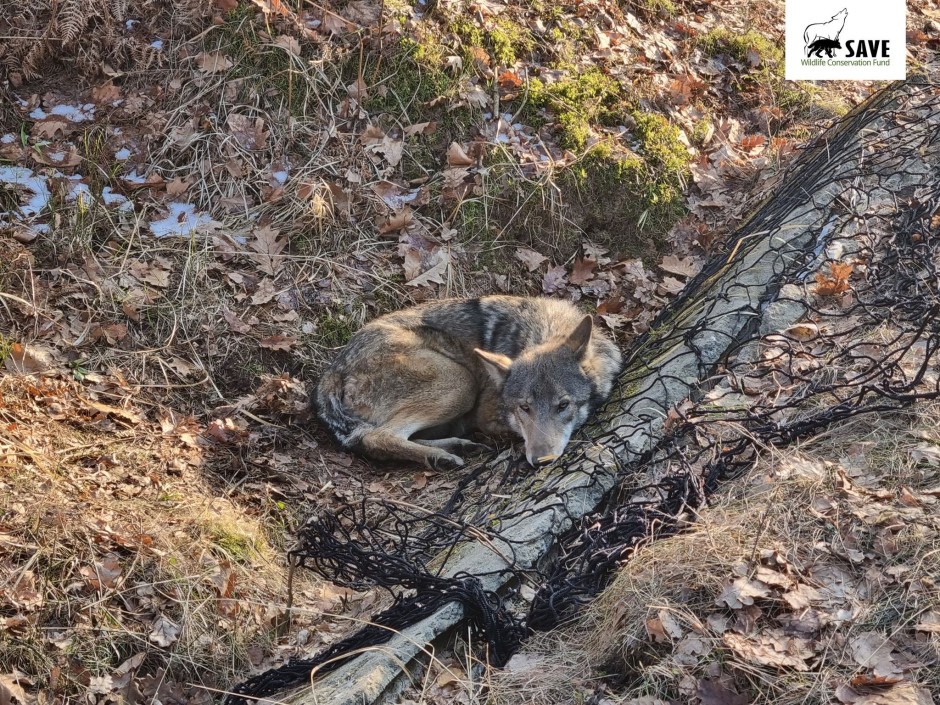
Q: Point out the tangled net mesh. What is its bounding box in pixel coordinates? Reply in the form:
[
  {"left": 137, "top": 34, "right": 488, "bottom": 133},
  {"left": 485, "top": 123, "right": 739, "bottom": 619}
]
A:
[{"left": 227, "top": 77, "right": 940, "bottom": 703}]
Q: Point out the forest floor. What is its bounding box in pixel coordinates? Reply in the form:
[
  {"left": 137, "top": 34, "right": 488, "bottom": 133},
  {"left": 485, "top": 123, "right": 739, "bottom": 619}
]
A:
[{"left": 1, "top": 0, "right": 939, "bottom": 703}]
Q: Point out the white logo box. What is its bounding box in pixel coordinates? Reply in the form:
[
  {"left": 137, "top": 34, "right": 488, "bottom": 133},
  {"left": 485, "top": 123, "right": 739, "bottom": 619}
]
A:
[{"left": 785, "top": 0, "right": 906, "bottom": 81}]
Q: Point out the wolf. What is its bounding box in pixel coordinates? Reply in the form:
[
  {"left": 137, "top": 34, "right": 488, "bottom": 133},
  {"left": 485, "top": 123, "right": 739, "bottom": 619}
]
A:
[
  {"left": 316, "top": 296, "right": 623, "bottom": 469},
  {"left": 807, "top": 38, "right": 841, "bottom": 58},
  {"left": 804, "top": 8, "right": 847, "bottom": 56}
]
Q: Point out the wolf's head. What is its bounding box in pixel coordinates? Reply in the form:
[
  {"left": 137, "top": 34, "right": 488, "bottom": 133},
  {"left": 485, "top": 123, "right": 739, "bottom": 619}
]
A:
[
  {"left": 475, "top": 315, "right": 599, "bottom": 467},
  {"left": 833, "top": 8, "right": 847, "bottom": 19}
]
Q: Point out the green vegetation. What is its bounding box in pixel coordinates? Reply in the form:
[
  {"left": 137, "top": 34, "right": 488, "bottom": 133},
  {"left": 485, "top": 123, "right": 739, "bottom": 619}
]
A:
[
  {"left": 624, "top": 0, "right": 678, "bottom": 17},
  {"left": 215, "top": 5, "right": 315, "bottom": 116},
  {"left": 0, "top": 333, "right": 13, "bottom": 364},
  {"left": 450, "top": 16, "right": 534, "bottom": 65},
  {"left": 698, "top": 28, "right": 782, "bottom": 65},
  {"left": 526, "top": 68, "right": 622, "bottom": 150},
  {"left": 562, "top": 110, "right": 689, "bottom": 238},
  {"left": 318, "top": 310, "right": 358, "bottom": 348}
]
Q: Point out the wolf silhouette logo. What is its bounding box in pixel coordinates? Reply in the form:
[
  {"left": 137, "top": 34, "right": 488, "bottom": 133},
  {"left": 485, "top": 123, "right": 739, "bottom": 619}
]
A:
[{"left": 804, "top": 8, "right": 848, "bottom": 57}]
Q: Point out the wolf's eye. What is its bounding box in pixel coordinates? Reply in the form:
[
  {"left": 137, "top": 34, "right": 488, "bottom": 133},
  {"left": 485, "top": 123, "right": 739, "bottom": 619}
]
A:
[
  {"left": 519, "top": 403, "right": 530, "bottom": 413},
  {"left": 558, "top": 400, "right": 570, "bottom": 412}
]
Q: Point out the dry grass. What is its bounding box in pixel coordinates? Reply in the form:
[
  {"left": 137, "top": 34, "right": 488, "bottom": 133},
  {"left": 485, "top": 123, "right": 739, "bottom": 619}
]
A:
[
  {"left": 488, "top": 406, "right": 940, "bottom": 704},
  {"left": 0, "top": 375, "right": 306, "bottom": 699}
]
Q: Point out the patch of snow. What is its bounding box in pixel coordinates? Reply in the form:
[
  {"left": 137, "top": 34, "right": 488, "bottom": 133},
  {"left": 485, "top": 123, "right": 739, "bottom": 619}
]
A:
[
  {"left": 46, "top": 151, "right": 66, "bottom": 163},
  {"left": 115, "top": 147, "right": 132, "bottom": 160},
  {"left": 112, "top": 127, "right": 123, "bottom": 136},
  {"left": 123, "top": 169, "right": 149, "bottom": 184},
  {"left": 29, "top": 223, "right": 51, "bottom": 235},
  {"left": 126, "top": 19, "right": 139, "bottom": 29},
  {"left": 65, "top": 176, "right": 92, "bottom": 205},
  {"left": 1, "top": 134, "right": 15, "bottom": 144},
  {"left": 30, "top": 103, "right": 96, "bottom": 122},
  {"left": 149, "top": 203, "right": 215, "bottom": 238},
  {"left": 151, "top": 39, "right": 164, "bottom": 50},
  {"left": 271, "top": 169, "right": 289, "bottom": 185},
  {"left": 0, "top": 166, "right": 51, "bottom": 218},
  {"left": 381, "top": 189, "right": 420, "bottom": 211},
  {"left": 101, "top": 187, "right": 134, "bottom": 212}
]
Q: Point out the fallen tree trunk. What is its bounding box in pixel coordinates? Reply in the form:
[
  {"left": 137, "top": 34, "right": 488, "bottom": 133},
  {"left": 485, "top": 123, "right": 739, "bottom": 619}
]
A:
[{"left": 231, "top": 76, "right": 940, "bottom": 705}]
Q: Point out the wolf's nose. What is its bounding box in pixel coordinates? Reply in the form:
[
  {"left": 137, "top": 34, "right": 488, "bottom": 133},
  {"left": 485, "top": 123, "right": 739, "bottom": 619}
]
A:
[{"left": 534, "top": 454, "right": 559, "bottom": 466}]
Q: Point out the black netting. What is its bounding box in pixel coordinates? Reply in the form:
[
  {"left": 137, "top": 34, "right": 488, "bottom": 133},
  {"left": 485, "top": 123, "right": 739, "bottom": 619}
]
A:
[{"left": 226, "top": 77, "right": 940, "bottom": 704}]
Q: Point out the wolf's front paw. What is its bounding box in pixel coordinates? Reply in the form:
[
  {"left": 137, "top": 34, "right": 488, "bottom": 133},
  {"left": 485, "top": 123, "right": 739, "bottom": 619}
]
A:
[
  {"left": 451, "top": 439, "right": 492, "bottom": 455},
  {"left": 430, "top": 452, "right": 465, "bottom": 471}
]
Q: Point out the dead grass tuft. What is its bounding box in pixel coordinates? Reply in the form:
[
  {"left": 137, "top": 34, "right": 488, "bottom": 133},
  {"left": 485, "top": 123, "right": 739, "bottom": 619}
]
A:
[
  {"left": 0, "top": 0, "right": 211, "bottom": 86},
  {"left": 0, "top": 375, "right": 309, "bottom": 700}
]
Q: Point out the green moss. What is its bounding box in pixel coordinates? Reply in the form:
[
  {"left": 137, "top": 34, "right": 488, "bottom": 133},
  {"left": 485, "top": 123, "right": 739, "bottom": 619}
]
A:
[
  {"left": 526, "top": 68, "right": 622, "bottom": 150},
  {"left": 698, "top": 28, "right": 782, "bottom": 65},
  {"left": 624, "top": 0, "right": 677, "bottom": 17},
  {"left": 562, "top": 111, "right": 689, "bottom": 240},
  {"left": 691, "top": 118, "right": 712, "bottom": 146},
  {"left": 449, "top": 16, "right": 533, "bottom": 66},
  {"left": 0, "top": 333, "right": 13, "bottom": 364},
  {"left": 450, "top": 17, "right": 484, "bottom": 49},
  {"left": 318, "top": 311, "right": 357, "bottom": 348},
  {"left": 211, "top": 527, "right": 256, "bottom": 563}
]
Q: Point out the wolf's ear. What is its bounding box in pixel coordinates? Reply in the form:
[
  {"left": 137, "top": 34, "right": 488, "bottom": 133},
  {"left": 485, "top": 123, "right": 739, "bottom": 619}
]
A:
[
  {"left": 475, "top": 349, "right": 512, "bottom": 386},
  {"left": 563, "top": 315, "right": 593, "bottom": 358}
]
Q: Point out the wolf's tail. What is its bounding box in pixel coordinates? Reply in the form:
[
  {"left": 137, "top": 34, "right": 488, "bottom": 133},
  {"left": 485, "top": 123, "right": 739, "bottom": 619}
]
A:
[
  {"left": 804, "top": 27, "right": 811, "bottom": 55},
  {"left": 315, "top": 369, "right": 368, "bottom": 448}
]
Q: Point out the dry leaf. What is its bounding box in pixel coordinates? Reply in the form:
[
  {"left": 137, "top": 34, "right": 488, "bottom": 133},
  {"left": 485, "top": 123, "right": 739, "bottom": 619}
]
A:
[
  {"left": 91, "top": 81, "right": 121, "bottom": 103},
  {"left": 404, "top": 122, "right": 437, "bottom": 136},
  {"left": 166, "top": 177, "right": 190, "bottom": 196},
  {"left": 80, "top": 555, "right": 122, "bottom": 589},
  {"left": 222, "top": 307, "right": 252, "bottom": 334},
  {"left": 837, "top": 682, "right": 934, "bottom": 705},
  {"left": 196, "top": 51, "right": 233, "bottom": 72},
  {"left": 259, "top": 335, "right": 298, "bottom": 351},
  {"left": 250, "top": 278, "right": 276, "bottom": 305},
  {"left": 226, "top": 113, "right": 268, "bottom": 150},
  {"left": 4, "top": 343, "right": 53, "bottom": 374},
  {"left": 542, "top": 265, "right": 568, "bottom": 294},
  {"left": 570, "top": 257, "right": 597, "bottom": 286},
  {"left": 717, "top": 577, "right": 771, "bottom": 609},
  {"left": 698, "top": 678, "right": 750, "bottom": 705},
  {"left": 249, "top": 225, "right": 286, "bottom": 276},
  {"left": 659, "top": 254, "right": 700, "bottom": 278},
  {"left": 274, "top": 34, "right": 301, "bottom": 56},
  {"left": 447, "top": 142, "right": 475, "bottom": 166},
  {"left": 360, "top": 125, "right": 403, "bottom": 166},
  {"left": 407, "top": 256, "right": 450, "bottom": 288},
  {"left": 850, "top": 632, "right": 902, "bottom": 678},
  {"left": 914, "top": 609, "right": 940, "bottom": 633},
  {"left": 0, "top": 675, "right": 29, "bottom": 705},
  {"left": 149, "top": 615, "right": 180, "bottom": 647},
  {"left": 514, "top": 247, "right": 548, "bottom": 272},
  {"left": 32, "top": 118, "right": 72, "bottom": 139},
  {"left": 722, "top": 631, "right": 812, "bottom": 670}
]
